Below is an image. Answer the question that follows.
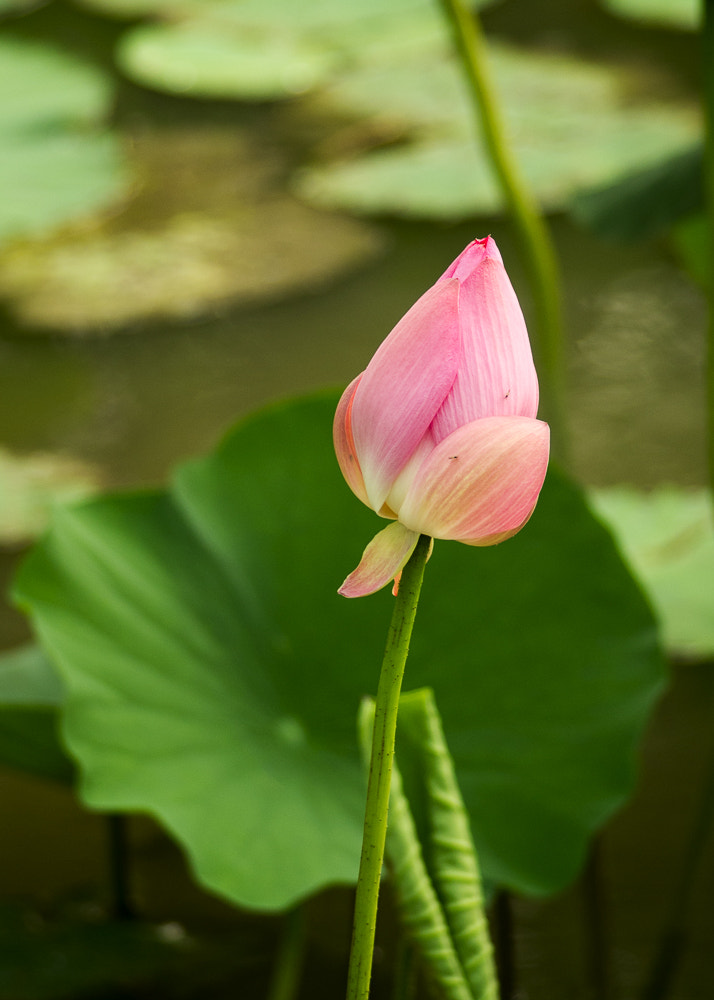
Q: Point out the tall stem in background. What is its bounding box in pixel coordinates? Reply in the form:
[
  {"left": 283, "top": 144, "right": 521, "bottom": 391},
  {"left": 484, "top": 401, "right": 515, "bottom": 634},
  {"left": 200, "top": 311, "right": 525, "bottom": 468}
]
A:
[
  {"left": 638, "top": 11, "right": 714, "bottom": 1000},
  {"left": 346, "top": 535, "right": 431, "bottom": 1000},
  {"left": 705, "top": 0, "right": 714, "bottom": 492},
  {"left": 437, "top": 0, "right": 567, "bottom": 457}
]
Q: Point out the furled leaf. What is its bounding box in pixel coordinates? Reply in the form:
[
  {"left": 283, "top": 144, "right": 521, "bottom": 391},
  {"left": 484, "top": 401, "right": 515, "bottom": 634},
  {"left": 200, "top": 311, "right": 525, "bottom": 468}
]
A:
[
  {"left": 364, "top": 715, "right": 473, "bottom": 1000},
  {"left": 395, "top": 690, "right": 497, "bottom": 1000},
  {"left": 359, "top": 689, "right": 497, "bottom": 1000},
  {"left": 14, "top": 394, "right": 664, "bottom": 910}
]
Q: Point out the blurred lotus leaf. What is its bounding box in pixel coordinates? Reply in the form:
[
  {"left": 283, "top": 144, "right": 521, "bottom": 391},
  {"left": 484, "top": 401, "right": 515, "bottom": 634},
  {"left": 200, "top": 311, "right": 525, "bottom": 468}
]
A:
[
  {"left": 571, "top": 146, "right": 703, "bottom": 242},
  {"left": 0, "top": 448, "right": 100, "bottom": 545},
  {"left": 0, "top": 0, "right": 42, "bottom": 11},
  {"left": 0, "top": 36, "right": 129, "bottom": 243},
  {"left": 590, "top": 487, "right": 714, "bottom": 658},
  {"left": 0, "top": 126, "right": 382, "bottom": 333},
  {"left": 14, "top": 394, "right": 664, "bottom": 910},
  {"left": 0, "top": 203, "right": 381, "bottom": 333},
  {"left": 114, "top": 0, "right": 483, "bottom": 100},
  {"left": 599, "top": 0, "right": 699, "bottom": 30},
  {"left": 296, "top": 43, "right": 700, "bottom": 218},
  {"left": 73, "top": 0, "right": 180, "bottom": 14}
]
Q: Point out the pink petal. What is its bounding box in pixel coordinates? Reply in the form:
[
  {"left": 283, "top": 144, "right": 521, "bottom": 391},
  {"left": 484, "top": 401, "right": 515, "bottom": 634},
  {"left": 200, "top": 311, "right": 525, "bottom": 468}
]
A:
[
  {"left": 350, "top": 279, "right": 461, "bottom": 513},
  {"left": 398, "top": 416, "right": 549, "bottom": 542},
  {"left": 333, "top": 374, "right": 370, "bottom": 508},
  {"left": 338, "top": 522, "right": 419, "bottom": 598},
  {"left": 432, "top": 251, "right": 539, "bottom": 444}
]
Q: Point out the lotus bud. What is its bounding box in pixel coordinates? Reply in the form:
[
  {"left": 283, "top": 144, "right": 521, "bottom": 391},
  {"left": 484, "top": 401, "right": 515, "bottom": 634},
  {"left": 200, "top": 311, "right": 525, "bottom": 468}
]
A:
[{"left": 334, "top": 237, "right": 550, "bottom": 598}]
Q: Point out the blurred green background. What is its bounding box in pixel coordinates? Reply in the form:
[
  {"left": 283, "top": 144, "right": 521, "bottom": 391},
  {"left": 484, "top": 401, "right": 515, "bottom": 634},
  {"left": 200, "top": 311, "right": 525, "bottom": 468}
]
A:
[{"left": 0, "top": 1, "right": 712, "bottom": 998}]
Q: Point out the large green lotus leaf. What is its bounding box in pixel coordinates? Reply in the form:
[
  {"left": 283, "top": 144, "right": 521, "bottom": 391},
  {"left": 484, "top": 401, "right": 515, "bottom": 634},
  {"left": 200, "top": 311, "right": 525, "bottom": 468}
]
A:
[
  {"left": 296, "top": 44, "right": 700, "bottom": 218},
  {"left": 0, "top": 643, "right": 73, "bottom": 783},
  {"left": 600, "top": 0, "right": 699, "bottom": 30},
  {"left": 590, "top": 487, "right": 714, "bottom": 657},
  {"left": 14, "top": 394, "right": 664, "bottom": 910},
  {"left": 0, "top": 37, "right": 128, "bottom": 242}
]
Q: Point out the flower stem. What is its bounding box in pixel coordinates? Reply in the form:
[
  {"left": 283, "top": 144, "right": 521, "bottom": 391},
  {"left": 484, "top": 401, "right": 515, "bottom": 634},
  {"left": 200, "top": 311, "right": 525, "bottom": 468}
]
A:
[
  {"left": 346, "top": 533, "right": 432, "bottom": 1000},
  {"left": 437, "top": 0, "right": 567, "bottom": 457}
]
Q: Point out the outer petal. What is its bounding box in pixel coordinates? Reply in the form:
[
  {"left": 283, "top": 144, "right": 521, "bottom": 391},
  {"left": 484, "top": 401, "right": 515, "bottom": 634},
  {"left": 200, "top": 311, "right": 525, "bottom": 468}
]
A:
[
  {"left": 338, "top": 522, "right": 419, "bottom": 598},
  {"left": 333, "top": 374, "right": 370, "bottom": 508},
  {"left": 350, "top": 279, "right": 461, "bottom": 513},
  {"left": 398, "top": 416, "right": 549, "bottom": 542},
  {"left": 432, "top": 246, "right": 539, "bottom": 443}
]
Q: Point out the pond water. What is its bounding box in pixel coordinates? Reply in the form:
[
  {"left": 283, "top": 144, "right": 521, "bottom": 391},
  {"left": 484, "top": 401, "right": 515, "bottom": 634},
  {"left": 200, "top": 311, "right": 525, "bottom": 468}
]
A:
[{"left": 0, "top": 1, "right": 711, "bottom": 998}]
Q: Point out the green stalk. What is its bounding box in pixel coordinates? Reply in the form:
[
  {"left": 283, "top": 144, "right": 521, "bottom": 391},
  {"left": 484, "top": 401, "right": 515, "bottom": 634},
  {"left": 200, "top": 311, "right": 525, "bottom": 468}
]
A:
[
  {"left": 268, "top": 907, "right": 306, "bottom": 1000},
  {"left": 705, "top": 0, "right": 714, "bottom": 491},
  {"left": 346, "top": 534, "right": 432, "bottom": 1000},
  {"left": 437, "top": 0, "right": 566, "bottom": 455},
  {"left": 639, "top": 19, "right": 714, "bottom": 1000}
]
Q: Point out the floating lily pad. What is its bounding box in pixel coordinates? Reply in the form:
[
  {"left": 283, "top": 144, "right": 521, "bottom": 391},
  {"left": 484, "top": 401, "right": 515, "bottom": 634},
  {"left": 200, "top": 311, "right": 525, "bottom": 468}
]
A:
[
  {"left": 0, "top": 37, "right": 129, "bottom": 243},
  {"left": 0, "top": 200, "right": 381, "bottom": 332},
  {"left": 14, "top": 394, "right": 664, "bottom": 910},
  {"left": 296, "top": 43, "right": 700, "bottom": 218},
  {"left": 119, "top": 21, "right": 339, "bottom": 100},
  {"left": 0, "top": 449, "right": 100, "bottom": 545},
  {"left": 599, "top": 0, "right": 699, "bottom": 30},
  {"left": 115, "top": 0, "right": 456, "bottom": 100},
  {"left": 590, "top": 487, "right": 714, "bottom": 657},
  {"left": 0, "top": 122, "right": 382, "bottom": 333}
]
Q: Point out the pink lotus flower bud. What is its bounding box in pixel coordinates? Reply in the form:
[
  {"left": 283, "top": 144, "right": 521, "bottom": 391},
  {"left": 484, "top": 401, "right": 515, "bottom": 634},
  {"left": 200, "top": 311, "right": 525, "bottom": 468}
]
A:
[{"left": 334, "top": 236, "right": 550, "bottom": 598}]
